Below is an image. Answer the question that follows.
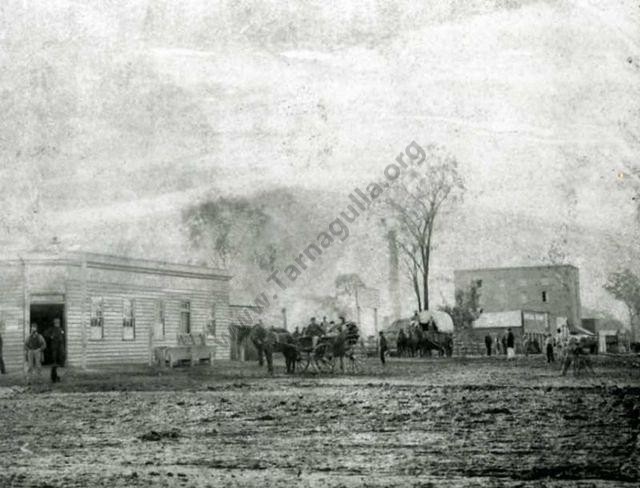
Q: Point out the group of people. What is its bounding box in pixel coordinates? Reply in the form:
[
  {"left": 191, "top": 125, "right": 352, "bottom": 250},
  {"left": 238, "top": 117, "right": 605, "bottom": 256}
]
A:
[
  {"left": 291, "top": 316, "right": 363, "bottom": 365},
  {"left": 410, "top": 311, "right": 439, "bottom": 332},
  {"left": 12, "top": 320, "right": 65, "bottom": 383},
  {"left": 482, "top": 328, "right": 594, "bottom": 375},
  {"left": 484, "top": 329, "right": 559, "bottom": 361},
  {"left": 483, "top": 328, "right": 517, "bottom": 359},
  {"left": 293, "top": 316, "right": 358, "bottom": 339}
]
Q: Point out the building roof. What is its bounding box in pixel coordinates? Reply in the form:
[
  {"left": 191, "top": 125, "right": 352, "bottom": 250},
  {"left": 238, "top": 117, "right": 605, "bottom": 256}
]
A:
[
  {"left": 455, "top": 264, "right": 578, "bottom": 274},
  {"left": 0, "top": 250, "right": 232, "bottom": 281},
  {"left": 572, "top": 325, "right": 595, "bottom": 336}
]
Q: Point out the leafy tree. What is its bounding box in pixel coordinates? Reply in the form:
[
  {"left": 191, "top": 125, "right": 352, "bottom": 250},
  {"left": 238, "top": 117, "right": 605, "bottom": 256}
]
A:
[
  {"left": 604, "top": 269, "right": 640, "bottom": 341},
  {"left": 381, "top": 145, "right": 465, "bottom": 311},
  {"left": 440, "top": 283, "right": 482, "bottom": 330},
  {"left": 183, "top": 197, "right": 273, "bottom": 269},
  {"left": 335, "top": 273, "right": 366, "bottom": 297}
]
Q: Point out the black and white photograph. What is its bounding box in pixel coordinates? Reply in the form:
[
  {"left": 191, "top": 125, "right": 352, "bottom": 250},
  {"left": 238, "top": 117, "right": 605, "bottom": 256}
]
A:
[{"left": 1, "top": 1, "right": 639, "bottom": 486}]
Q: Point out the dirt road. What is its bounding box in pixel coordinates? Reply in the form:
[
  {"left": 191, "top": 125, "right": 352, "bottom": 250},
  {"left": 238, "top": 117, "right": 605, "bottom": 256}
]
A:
[{"left": 1, "top": 357, "right": 639, "bottom": 487}]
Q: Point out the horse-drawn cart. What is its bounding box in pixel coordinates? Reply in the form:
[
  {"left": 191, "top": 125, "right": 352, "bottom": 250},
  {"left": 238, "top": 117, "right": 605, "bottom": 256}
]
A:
[
  {"left": 295, "top": 325, "right": 364, "bottom": 373},
  {"left": 237, "top": 321, "right": 365, "bottom": 374}
]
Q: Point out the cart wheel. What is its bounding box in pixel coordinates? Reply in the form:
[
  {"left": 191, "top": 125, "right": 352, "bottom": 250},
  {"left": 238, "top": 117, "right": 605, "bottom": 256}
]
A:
[
  {"left": 313, "top": 343, "right": 333, "bottom": 373},
  {"left": 348, "top": 345, "right": 365, "bottom": 374},
  {"left": 315, "top": 356, "right": 333, "bottom": 373},
  {"left": 300, "top": 351, "right": 312, "bottom": 372}
]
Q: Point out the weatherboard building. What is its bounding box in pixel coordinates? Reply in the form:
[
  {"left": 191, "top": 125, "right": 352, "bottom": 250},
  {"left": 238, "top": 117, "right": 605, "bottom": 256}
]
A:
[{"left": 0, "top": 251, "right": 232, "bottom": 372}]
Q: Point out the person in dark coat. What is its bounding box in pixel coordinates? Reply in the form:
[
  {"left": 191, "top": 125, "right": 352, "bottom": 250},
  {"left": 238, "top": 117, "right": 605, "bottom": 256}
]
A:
[
  {"left": 48, "top": 319, "right": 65, "bottom": 383},
  {"left": 0, "top": 326, "right": 6, "bottom": 374},
  {"left": 484, "top": 334, "right": 492, "bottom": 356},
  {"left": 501, "top": 334, "right": 508, "bottom": 355},
  {"left": 544, "top": 334, "right": 555, "bottom": 363},
  {"left": 506, "top": 328, "right": 515, "bottom": 359},
  {"left": 379, "top": 331, "right": 388, "bottom": 365}
]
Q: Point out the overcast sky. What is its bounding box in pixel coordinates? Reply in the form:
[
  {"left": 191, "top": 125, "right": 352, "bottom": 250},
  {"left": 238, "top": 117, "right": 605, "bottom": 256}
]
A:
[{"left": 1, "top": 0, "right": 639, "bottom": 316}]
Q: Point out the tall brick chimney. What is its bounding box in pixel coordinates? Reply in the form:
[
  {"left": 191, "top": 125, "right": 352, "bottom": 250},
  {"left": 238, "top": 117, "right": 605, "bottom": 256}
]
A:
[{"left": 388, "top": 230, "right": 401, "bottom": 321}]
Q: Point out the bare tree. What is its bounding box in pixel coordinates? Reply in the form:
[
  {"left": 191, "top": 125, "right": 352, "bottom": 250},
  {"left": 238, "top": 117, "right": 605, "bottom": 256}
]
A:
[
  {"left": 381, "top": 145, "right": 465, "bottom": 311},
  {"left": 604, "top": 269, "right": 640, "bottom": 342}
]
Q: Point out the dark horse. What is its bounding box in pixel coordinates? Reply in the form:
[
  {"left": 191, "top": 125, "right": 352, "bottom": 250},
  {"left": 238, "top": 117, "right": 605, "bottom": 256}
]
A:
[
  {"left": 397, "top": 329, "right": 408, "bottom": 357},
  {"left": 237, "top": 323, "right": 299, "bottom": 374},
  {"left": 320, "top": 323, "right": 360, "bottom": 373}
]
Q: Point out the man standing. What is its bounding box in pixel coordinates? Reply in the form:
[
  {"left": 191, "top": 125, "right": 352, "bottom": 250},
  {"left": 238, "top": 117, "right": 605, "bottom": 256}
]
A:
[
  {"left": 506, "top": 328, "right": 515, "bottom": 360},
  {"left": 545, "top": 334, "right": 555, "bottom": 363},
  {"left": 501, "top": 334, "right": 508, "bottom": 356},
  {"left": 561, "top": 336, "right": 579, "bottom": 375},
  {"left": 321, "top": 316, "right": 329, "bottom": 333},
  {"left": 484, "top": 334, "right": 492, "bottom": 356},
  {"left": 0, "top": 322, "right": 6, "bottom": 374},
  {"left": 410, "top": 311, "right": 419, "bottom": 328},
  {"left": 48, "top": 318, "right": 65, "bottom": 383},
  {"left": 306, "top": 317, "right": 323, "bottom": 347},
  {"left": 379, "top": 331, "right": 388, "bottom": 365},
  {"left": 25, "top": 324, "right": 46, "bottom": 382}
]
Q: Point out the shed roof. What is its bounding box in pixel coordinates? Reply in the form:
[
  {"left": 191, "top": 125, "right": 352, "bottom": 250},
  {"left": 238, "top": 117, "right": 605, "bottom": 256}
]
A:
[{"left": 454, "top": 264, "right": 578, "bottom": 274}]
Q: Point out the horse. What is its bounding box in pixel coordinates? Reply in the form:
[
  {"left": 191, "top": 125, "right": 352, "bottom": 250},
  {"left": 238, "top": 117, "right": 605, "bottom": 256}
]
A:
[
  {"left": 405, "top": 328, "right": 417, "bottom": 357},
  {"left": 236, "top": 323, "right": 299, "bottom": 375},
  {"left": 397, "top": 329, "right": 408, "bottom": 357},
  {"left": 418, "top": 326, "right": 448, "bottom": 357},
  {"left": 413, "top": 326, "right": 426, "bottom": 357},
  {"left": 312, "top": 322, "right": 360, "bottom": 373}
]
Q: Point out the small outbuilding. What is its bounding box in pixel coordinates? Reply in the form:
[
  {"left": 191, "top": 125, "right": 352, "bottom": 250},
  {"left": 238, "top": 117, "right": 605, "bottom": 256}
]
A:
[{"left": 0, "top": 251, "right": 232, "bottom": 371}]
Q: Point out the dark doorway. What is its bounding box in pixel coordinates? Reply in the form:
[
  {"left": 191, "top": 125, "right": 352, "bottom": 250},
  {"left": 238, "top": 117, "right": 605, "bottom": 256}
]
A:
[{"left": 30, "top": 303, "right": 66, "bottom": 366}]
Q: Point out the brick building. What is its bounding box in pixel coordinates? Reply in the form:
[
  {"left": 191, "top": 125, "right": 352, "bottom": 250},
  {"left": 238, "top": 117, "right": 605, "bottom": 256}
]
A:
[{"left": 453, "top": 265, "right": 581, "bottom": 355}]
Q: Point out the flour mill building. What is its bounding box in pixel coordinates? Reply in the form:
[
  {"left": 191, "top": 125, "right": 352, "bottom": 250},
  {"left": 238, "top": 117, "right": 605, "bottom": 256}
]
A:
[
  {"left": 453, "top": 264, "right": 582, "bottom": 354},
  {"left": 0, "top": 252, "right": 231, "bottom": 371}
]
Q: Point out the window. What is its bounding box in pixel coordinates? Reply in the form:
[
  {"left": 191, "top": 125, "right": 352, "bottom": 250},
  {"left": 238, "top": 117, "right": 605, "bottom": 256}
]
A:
[
  {"left": 542, "top": 291, "right": 548, "bottom": 303},
  {"left": 180, "top": 301, "right": 191, "bottom": 334},
  {"left": 474, "top": 279, "right": 483, "bottom": 288},
  {"left": 207, "top": 303, "right": 217, "bottom": 337},
  {"left": 90, "top": 297, "right": 104, "bottom": 340},
  {"left": 154, "top": 300, "right": 165, "bottom": 339},
  {"left": 122, "top": 298, "right": 135, "bottom": 341}
]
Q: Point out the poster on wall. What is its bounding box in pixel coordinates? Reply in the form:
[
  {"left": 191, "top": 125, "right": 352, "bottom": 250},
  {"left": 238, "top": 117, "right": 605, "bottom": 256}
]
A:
[
  {"left": 523, "top": 311, "right": 549, "bottom": 334},
  {"left": 473, "top": 311, "right": 522, "bottom": 329}
]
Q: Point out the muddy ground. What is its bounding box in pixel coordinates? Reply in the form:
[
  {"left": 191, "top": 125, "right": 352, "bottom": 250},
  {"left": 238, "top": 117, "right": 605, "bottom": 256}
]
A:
[{"left": 1, "top": 356, "right": 639, "bottom": 487}]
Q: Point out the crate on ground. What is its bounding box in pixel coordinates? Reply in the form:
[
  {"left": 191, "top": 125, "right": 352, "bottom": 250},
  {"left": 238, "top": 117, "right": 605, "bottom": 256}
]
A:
[{"left": 154, "top": 333, "right": 215, "bottom": 368}]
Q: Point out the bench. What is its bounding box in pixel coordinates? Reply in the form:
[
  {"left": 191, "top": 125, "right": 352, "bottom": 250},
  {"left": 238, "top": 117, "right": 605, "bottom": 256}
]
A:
[{"left": 154, "top": 333, "right": 215, "bottom": 368}]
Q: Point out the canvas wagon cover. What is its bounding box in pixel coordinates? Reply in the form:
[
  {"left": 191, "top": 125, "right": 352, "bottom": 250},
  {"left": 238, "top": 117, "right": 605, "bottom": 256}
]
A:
[{"left": 417, "top": 310, "right": 454, "bottom": 333}]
